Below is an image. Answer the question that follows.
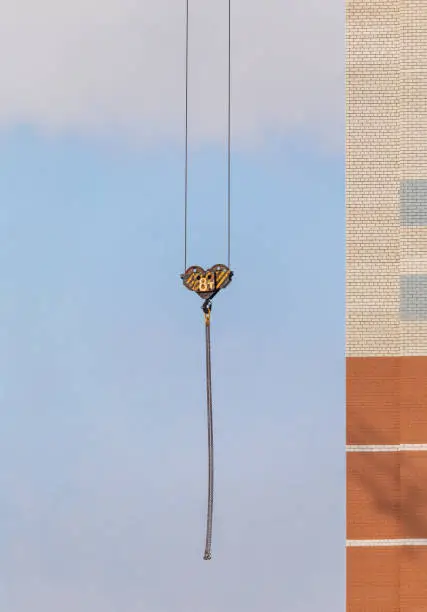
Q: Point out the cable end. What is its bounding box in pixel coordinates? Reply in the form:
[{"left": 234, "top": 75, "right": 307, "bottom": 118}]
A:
[{"left": 203, "top": 552, "right": 212, "bottom": 561}]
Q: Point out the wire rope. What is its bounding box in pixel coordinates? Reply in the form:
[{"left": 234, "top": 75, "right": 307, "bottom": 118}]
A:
[
  {"left": 183, "top": 0, "right": 232, "bottom": 270},
  {"left": 183, "top": 0, "right": 232, "bottom": 562}
]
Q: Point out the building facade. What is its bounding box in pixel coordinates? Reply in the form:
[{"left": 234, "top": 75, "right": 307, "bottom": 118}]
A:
[{"left": 346, "top": 1, "right": 427, "bottom": 610}]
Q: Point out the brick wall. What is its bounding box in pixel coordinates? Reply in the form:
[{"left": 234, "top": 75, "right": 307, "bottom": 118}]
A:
[{"left": 346, "top": 0, "right": 427, "bottom": 610}]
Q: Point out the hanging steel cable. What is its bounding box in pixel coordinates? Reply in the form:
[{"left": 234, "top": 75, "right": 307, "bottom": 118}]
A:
[
  {"left": 184, "top": 0, "right": 189, "bottom": 272},
  {"left": 202, "top": 300, "right": 214, "bottom": 560},
  {"left": 183, "top": 0, "right": 232, "bottom": 271},
  {"left": 181, "top": 0, "right": 233, "bottom": 562},
  {"left": 227, "top": 0, "right": 231, "bottom": 269}
]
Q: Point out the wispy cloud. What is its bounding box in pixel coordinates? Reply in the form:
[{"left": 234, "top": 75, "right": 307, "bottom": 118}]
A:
[{"left": 0, "top": 0, "right": 343, "bottom": 149}]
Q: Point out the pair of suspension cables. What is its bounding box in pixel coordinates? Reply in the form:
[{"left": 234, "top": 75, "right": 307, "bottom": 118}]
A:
[
  {"left": 180, "top": 0, "right": 233, "bottom": 561},
  {"left": 183, "top": 0, "right": 232, "bottom": 271}
]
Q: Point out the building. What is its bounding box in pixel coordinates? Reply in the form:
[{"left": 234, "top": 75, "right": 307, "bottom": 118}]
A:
[{"left": 346, "top": 0, "right": 427, "bottom": 609}]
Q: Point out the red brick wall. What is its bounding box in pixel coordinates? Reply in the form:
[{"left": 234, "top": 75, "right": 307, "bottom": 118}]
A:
[
  {"left": 347, "top": 357, "right": 427, "bottom": 445},
  {"left": 346, "top": 356, "right": 427, "bottom": 611},
  {"left": 347, "top": 547, "right": 427, "bottom": 611}
]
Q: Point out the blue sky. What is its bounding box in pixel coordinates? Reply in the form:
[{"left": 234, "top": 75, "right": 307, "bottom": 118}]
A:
[
  {"left": 0, "top": 1, "right": 343, "bottom": 610},
  {"left": 0, "top": 127, "right": 344, "bottom": 611}
]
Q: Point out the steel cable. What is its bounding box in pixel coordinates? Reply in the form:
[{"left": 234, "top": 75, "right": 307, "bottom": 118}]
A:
[
  {"left": 183, "top": 0, "right": 232, "bottom": 271},
  {"left": 183, "top": 0, "right": 232, "bottom": 561},
  {"left": 203, "top": 306, "right": 214, "bottom": 560}
]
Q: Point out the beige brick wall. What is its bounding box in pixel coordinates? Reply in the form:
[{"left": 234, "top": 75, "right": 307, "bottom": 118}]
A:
[
  {"left": 347, "top": 0, "right": 427, "bottom": 357},
  {"left": 400, "top": 1, "right": 427, "bottom": 180},
  {"left": 399, "top": 1, "right": 427, "bottom": 355},
  {"left": 346, "top": 0, "right": 400, "bottom": 356}
]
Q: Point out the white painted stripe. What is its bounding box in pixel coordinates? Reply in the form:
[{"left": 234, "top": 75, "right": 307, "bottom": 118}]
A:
[
  {"left": 347, "top": 539, "right": 427, "bottom": 547},
  {"left": 346, "top": 444, "right": 427, "bottom": 452}
]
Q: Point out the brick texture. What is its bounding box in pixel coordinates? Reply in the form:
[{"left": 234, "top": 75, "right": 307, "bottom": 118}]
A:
[
  {"left": 400, "top": 180, "right": 427, "bottom": 226},
  {"left": 346, "top": 0, "right": 427, "bottom": 609},
  {"left": 347, "top": 0, "right": 427, "bottom": 357},
  {"left": 347, "top": 357, "right": 427, "bottom": 445},
  {"left": 347, "top": 547, "right": 400, "bottom": 612},
  {"left": 348, "top": 547, "right": 427, "bottom": 612},
  {"left": 347, "top": 450, "right": 427, "bottom": 540}
]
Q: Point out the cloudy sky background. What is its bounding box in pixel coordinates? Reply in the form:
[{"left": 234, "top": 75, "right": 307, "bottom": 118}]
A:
[
  {"left": 0, "top": 1, "right": 344, "bottom": 610},
  {"left": 0, "top": 0, "right": 342, "bottom": 149}
]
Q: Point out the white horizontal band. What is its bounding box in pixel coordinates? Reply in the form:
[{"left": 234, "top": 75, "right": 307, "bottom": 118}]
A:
[
  {"left": 346, "top": 444, "right": 427, "bottom": 452},
  {"left": 347, "top": 539, "right": 427, "bottom": 547}
]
